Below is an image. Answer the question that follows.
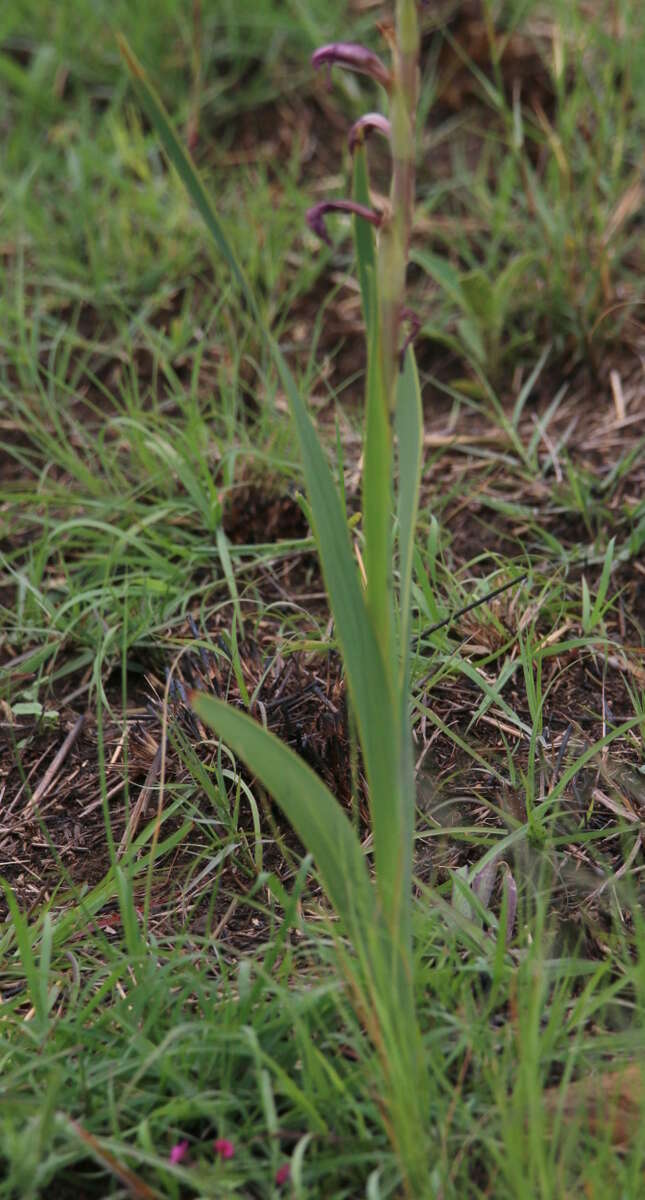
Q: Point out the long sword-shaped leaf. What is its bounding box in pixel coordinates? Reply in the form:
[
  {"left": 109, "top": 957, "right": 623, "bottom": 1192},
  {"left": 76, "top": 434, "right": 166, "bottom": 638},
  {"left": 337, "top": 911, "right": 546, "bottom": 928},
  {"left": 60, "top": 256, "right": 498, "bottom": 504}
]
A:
[
  {"left": 271, "top": 346, "right": 404, "bottom": 935},
  {"left": 362, "top": 263, "right": 395, "bottom": 674},
  {"left": 118, "top": 39, "right": 407, "bottom": 932},
  {"left": 190, "top": 694, "right": 375, "bottom": 940}
]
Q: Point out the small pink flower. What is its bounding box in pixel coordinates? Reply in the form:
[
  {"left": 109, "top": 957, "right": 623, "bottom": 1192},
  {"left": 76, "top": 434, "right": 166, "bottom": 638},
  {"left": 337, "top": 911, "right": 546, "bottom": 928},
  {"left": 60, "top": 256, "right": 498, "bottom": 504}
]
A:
[
  {"left": 275, "top": 1162, "right": 291, "bottom": 1186},
  {"left": 214, "top": 1137, "right": 235, "bottom": 1160},
  {"left": 169, "top": 1140, "right": 189, "bottom": 1164}
]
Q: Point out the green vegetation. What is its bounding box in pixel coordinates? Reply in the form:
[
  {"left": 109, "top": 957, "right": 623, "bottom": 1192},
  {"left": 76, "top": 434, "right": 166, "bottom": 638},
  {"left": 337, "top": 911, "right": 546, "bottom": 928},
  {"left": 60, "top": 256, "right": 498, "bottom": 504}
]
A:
[{"left": 1, "top": 1, "right": 644, "bottom": 1196}]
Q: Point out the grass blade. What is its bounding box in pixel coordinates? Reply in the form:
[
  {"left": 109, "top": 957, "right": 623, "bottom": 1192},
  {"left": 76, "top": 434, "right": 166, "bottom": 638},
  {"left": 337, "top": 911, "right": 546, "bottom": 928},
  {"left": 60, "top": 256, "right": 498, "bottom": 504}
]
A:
[
  {"left": 589, "top": 535, "right": 615, "bottom": 630},
  {"left": 117, "top": 37, "right": 256, "bottom": 321},
  {"left": 1, "top": 880, "right": 48, "bottom": 1035}
]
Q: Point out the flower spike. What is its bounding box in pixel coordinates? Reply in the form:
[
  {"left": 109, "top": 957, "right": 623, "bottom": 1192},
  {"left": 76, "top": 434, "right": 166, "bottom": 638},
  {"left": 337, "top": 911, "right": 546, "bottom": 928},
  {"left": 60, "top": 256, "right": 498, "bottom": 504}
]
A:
[
  {"left": 312, "top": 43, "right": 392, "bottom": 91},
  {"left": 348, "top": 112, "right": 391, "bottom": 154},
  {"left": 306, "top": 200, "right": 382, "bottom": 248}
]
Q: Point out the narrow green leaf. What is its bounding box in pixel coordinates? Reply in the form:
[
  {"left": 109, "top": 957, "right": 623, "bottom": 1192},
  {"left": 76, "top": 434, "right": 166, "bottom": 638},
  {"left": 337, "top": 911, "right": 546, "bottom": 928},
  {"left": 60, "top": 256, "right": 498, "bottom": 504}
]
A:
[
  {"left": 228, "top": 608, "right": 251, "bottom": 707},
  {"left": 395, "top": 346, "right": 423, "bottom": 688},
  {"left": 189, "top": 693, "right": 375, "bottom": 942},
  {"left": 216, "top": 526, "right": 244, "bottom": 633},
  {"left": 589, "top": 536, "right": 615, "bottom": 630},
  {"left": 581, "top": 575, "right": 591, "bottom": 632},
  {"left": 117, "top": 37, "right": 258, "bottom": 322},
  {"left": 39, "top": 912, "right": 53, "bottom": 1020},
  {"left": 1, "top": 880, "right": 47, "bottom": 1032},
  {"left": 511, "top": 342, "right": 550, "bottom": 428},
  {"left": 115, "top": 867, "right": 143, "bottom": 960}
]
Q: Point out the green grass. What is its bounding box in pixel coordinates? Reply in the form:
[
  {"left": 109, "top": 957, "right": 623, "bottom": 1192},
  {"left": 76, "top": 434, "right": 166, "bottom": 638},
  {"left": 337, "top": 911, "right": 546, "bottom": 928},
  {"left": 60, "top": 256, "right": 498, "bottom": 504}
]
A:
[{"left": 1, "top": 0, "right": 645, "bottom": 1195}]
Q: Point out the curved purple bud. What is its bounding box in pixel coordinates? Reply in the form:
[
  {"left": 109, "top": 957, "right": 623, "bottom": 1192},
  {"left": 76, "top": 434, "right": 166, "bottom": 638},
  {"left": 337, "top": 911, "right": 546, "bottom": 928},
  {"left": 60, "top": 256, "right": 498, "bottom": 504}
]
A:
[
  {"left": 348, "top": 112, "right": 391, "bottom": 154},
  {"left": 399, "top": 308, "right": 422, "bottom": 370},
  {"left": 306, "top": 200, "right": 383, "bottom": 248},
  {"left": 312, "top": 43, "right": 391, "bottom": 91}
]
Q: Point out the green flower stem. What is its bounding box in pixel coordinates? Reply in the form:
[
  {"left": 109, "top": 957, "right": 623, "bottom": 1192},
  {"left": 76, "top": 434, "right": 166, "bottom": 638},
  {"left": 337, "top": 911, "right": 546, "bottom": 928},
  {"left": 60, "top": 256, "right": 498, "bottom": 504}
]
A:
[
  {"left": 367, "top": 0, "right": 419, "bottom": 671},
  {"left": 379, "top": 0, "right": 419, "bottom": 414}
]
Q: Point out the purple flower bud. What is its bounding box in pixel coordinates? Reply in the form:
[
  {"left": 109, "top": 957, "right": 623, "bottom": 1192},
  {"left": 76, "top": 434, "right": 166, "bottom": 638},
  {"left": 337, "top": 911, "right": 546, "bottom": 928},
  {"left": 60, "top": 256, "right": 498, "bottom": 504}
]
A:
[
  {"left": 312, "top": 43, "right": 391, "bottom": 91},
  {"left": 399, "top": 308, "right": 422, "bottom": 370},
  {"left": 348, "top": 112, "right": 391, "bottom": 154},
  {"left": 306, "top": 200, "right": 383, "bottom": 248}
]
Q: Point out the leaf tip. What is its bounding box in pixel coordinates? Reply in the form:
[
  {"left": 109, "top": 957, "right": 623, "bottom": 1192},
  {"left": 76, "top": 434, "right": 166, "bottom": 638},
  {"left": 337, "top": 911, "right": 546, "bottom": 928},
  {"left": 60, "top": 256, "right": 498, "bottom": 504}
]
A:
[{"left": 116, "top": 33, "right": 144, "bottom": 80}]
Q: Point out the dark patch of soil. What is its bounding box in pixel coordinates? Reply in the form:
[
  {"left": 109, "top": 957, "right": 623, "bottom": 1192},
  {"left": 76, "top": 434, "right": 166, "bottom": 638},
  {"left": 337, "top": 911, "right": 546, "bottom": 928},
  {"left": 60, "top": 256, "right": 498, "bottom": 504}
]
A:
[{"left": 223, "top": 484, "right": 309, "bottom": 545}]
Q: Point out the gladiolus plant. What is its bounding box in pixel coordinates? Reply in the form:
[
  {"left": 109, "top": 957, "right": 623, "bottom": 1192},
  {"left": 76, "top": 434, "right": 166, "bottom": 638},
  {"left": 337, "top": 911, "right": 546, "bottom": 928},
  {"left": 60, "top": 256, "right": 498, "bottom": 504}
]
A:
[{"left": 119, "top": 2, "right": 430, "bottom": 1191}]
